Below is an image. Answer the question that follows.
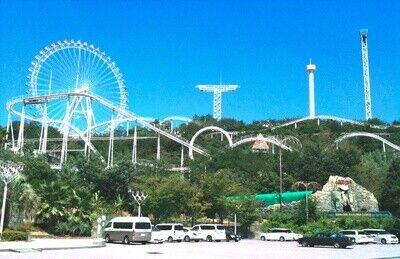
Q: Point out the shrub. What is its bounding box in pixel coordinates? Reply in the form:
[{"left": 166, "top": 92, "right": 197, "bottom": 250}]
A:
[
  {"left": 55, "top": 220, "right": 92, "bottom": 237},
  {"left": 2, "top": 229, "right": 28, "bottom": 241}
]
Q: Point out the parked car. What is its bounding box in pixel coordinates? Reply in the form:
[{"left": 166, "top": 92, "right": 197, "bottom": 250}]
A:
[
  {"left": 297, "top": 232, "right": 354, "bottom": 248},
  {"left": 155, "top": 223, "right": 185, "bottom": 242},
  {"left": 386, "top": 229, "right": 400, "bottom": 241},
  {"left": 191, "top": 224, "right": 226, "bottom": 242},
  {"left": 225, "top": 229, "right": 241, "bottom": 242},
  {"left": 150, "top": 226, "right": 164, "bottom": 244},
  {"left": 182, "top": 227, "right": 202, "bottom": 242},
  {"left": 260, "top": 228, "right": 303, "bottom": 241},
  {"left": 362, "top": 229, "right": 399, "bottom": 244},
  {"left": 339, "top": 230, "right": 374, "bottom": 244},
  {"left": 103, "top": 216, "right": 152, "bottom": 244}
]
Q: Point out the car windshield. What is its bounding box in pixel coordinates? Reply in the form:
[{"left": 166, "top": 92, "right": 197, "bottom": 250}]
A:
[
  {"left": 358, "top": 231, "right": 367, "bottom": 235},
  {"left": 217, "top": 226, "right": 225, "bottom": 230},
  {"left": 380, "top": 231, "right": 390, "bottom": 234}
]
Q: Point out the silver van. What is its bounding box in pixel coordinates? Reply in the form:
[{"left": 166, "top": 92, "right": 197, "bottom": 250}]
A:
[{"left": 103, "top": 216, "right": 152, "bottom": 244}]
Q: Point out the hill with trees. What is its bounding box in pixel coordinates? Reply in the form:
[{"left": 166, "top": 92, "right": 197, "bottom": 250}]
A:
[{"left": 0, "top": 116, "right": 399, "bottom": 237}]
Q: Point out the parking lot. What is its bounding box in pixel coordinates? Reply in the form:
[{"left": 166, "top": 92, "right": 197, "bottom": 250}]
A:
[{"left": 1, "top": 239, "right": 399, "bottom": 259}]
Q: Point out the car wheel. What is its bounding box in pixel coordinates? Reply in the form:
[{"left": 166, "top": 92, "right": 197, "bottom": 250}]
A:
[
  {"left": 123, "top": 236, "right": 130, "bottom": 245},
  {"left": 167, "top": 236, "right": 173, "bottom": 243},
  {"left": 184, "top": 236, "right": 190, "bottom": 242},
  {"left": 341, "top": 245, "right": 347, "bottom": 248},
  {"left": 260, "top": 236, "right": 266, "bottom": 241},
  {"left": 235, "top": 239, "right": 239, "bottom": 242},
  {"left": 301, "top": 241, "right": 308, "bottom": 247},
  {"left": 334, "top": 242, "right": 340, "bottom": 249},
  {"left": 206, "top": 235, "right": 213, "bottom": 242},
  {"left": 194, "top": 240, "right": 200, "bottom": 242},
  {"left": 105, "top": 234, "right": 111, "bottom": 243},
  {"left": 381, "top": 238, "right": 387, "bottom": 244},
  {"left": 279, "top": 236, "right": 285, "bottom": 242},
  {"left": 141, "top": 242, "right": 147, "bottom": 245}
]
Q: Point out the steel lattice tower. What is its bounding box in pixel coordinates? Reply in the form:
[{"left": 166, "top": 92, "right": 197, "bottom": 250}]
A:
[
  {"left": 196, "top": 84, "right": 238, "bottom": 121},
  {"left": 360, "top": 29, "right": 372, "bottom": 120}
]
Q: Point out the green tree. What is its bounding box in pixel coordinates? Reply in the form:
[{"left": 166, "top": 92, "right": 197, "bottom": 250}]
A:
[{"left": 380, "top": 157, "right": 400, "bottom": 216}]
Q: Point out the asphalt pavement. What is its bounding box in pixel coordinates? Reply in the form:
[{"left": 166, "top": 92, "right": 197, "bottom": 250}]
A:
[{"left": 0, "top": 239, "right": 399, "bottom": 259}]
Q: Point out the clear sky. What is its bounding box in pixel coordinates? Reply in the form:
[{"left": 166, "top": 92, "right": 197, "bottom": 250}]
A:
[{"left": 0, "top": 0, "right": 399, "bottom": 125}]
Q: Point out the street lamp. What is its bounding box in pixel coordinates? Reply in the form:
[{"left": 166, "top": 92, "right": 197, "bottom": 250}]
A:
[
  {"left": 0, "top": 161, "right": 23, "bottom": 240},
  {"left": 128, "top": 189, "right": 148, "bottom": 217},
  {"left": 292, "top": 181, "right": 321, "bottom": 223}
]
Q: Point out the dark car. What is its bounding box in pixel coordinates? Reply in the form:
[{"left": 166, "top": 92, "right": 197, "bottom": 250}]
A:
[
  {"left": 226, "top": 229, "right": 241, "bottom": 242},
  {"left": 297, "top": 232, "right": 354, "bottom": 248}
]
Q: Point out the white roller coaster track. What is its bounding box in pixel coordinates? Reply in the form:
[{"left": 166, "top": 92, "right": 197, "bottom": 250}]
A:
[
  {"left": 270, "top": 115, "right": 390, "bottom": 130},
  {"left": 230, "top": 136, "right": 292, "bottom": 150},
  {"left": 334, "top": 132, "right": 400, "bottom": 152},
  {"left": 6, "top": 92, "right": 208, "bottom": 157}
]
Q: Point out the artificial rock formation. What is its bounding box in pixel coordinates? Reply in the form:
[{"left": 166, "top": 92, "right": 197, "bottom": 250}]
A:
[{"left": 313, "top": 176, "right": 379, "bottom": 212}]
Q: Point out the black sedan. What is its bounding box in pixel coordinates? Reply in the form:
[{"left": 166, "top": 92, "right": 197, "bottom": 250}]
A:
[
  {"left": 297, "top": 232, "right": 354, "bottom": 248},
  {"left": 226, "top": 229, "right": 241, "bottom": 242}
]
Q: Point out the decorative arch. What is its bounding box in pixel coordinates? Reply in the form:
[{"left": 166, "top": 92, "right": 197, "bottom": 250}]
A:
[{"left": 189, "top": 126, "right": 233, "bottom": 159}]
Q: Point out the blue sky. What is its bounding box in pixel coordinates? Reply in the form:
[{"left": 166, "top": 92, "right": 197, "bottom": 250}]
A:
[{"left": 0, "top": 0, "right": 399, "bottom": 125}]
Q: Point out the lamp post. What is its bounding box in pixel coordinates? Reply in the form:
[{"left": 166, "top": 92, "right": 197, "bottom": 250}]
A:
[
  {"left": 128, "top": 189, "right": 148, "bottom": 217},
  {"left": 292, "top": 181, "right": 321, "bottom": 223},
  {"left": 0, "top": 161, "right": 23, "bottom": 240}
]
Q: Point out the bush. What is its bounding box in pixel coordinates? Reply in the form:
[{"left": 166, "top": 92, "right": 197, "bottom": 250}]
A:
[
  {"left": 55, "top": 220, "right": 92, "bottom": 237},
  {"left": 2, "top": 229, "right": 28, "bottom": 241}
]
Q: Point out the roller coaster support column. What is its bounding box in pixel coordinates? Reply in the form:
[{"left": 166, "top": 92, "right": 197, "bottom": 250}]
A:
[
  {"left": 156, "top": 134, "right": 161, "bottom": 161},
  {"left": 60, "top": 124, "right": 69, "bottom": 165},
  {"left": 16, "top": 105, "right": 25, "bottom": 153},
  {"left": 132, "top": 126, "right": 137, "bottom": 164},
  {"left": 107, "top": 115, "right": 115, "bottom": 168},
  {"left": 180, "top": 146, "right": 184, "bottom": 169},
  {"left": 39, "top": 102, "right": 48, "bottom": 154},
  {"left": 85, "top": 97, "right": 93, "bottom": 157},
  {"left": 5, "top": 112, "right": 11, "bottom": 150}
]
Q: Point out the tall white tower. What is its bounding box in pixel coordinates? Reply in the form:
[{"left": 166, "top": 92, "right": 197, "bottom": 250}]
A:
[
  {"left": 360, "top": 29, "right": 372, "bottom": 120},
  {"left": 306, "top": 61, "right": 317, "bottom": 118},
  {"left": 196, "top": 84, "right": 239, "bottom": 121}
]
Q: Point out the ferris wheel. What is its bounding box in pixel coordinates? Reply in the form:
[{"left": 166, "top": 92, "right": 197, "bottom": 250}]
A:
[{"left": 27, "top": 40, "right": 127, "bottom": 133}]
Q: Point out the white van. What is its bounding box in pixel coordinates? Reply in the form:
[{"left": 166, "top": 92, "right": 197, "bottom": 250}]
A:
[
  {"left": 155, "top": 223, "right": 184, "bottom": 242},
  {"left": 192, "top": 224, "right": 226, "bottom": 242},
  {"left": 103, "top": 217, "right": 152, "bottom": 244}
]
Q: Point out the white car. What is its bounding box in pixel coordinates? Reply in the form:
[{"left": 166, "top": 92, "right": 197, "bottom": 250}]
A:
[
  {"left": 339, "top": 230, "right": 374, "bottom": 244},
  {"left": 260, "top": 228, "right": 303, "bottom": 241},
  {"left": 363, "top": 229, "right": 399, "bottom": 244},
  {"left": 150, "top": 226, "right": 164, "bottom": 244},
  {"left": 183, "top": 227, "right": 202, "bottom": 242},
  {"left": 191, "top": 224, "right": 226, "bottom": 242},
  {"left": 155, "top": 223, "right": 185, "bottom": 242}
]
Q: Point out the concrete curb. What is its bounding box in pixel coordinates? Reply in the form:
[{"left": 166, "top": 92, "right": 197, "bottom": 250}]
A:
[{"left": 0, "top": 239, "right": 106, "bottom": 253}]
